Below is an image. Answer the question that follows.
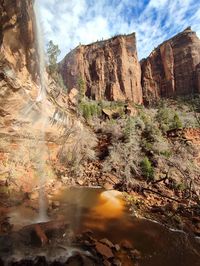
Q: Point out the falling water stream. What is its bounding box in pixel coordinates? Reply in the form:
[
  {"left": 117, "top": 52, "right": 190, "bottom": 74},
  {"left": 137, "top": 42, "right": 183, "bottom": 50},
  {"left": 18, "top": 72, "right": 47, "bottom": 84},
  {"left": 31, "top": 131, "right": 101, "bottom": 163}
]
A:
[
  {"left": 33, "top": 0, "right": 46, "bottom": 102},
  {"left": 33, "top": 0, "right": 48, "bottom": 222}
]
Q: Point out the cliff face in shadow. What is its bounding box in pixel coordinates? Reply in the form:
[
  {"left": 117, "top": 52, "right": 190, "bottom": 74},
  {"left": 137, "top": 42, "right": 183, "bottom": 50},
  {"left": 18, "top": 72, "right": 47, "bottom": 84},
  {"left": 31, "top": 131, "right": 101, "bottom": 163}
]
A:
[
  {"left": 59, "top": 34, "right": 143, "bottom": 104},
  {"left": 0, "top": 0, "right": 39, "bottom": 83},
  {"left": 0, "top": 0, "right": 41, "bottom": 133},
  {"left": 141, "top": 27, "right": 200, "bottom": 104}
]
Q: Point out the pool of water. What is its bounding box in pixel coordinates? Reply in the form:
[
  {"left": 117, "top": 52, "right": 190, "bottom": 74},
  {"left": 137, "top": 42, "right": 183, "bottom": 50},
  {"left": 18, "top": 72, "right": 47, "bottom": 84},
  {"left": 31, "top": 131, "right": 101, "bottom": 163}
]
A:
[{"left": 3, "top": 187, "right": 200, "bottom": 265}]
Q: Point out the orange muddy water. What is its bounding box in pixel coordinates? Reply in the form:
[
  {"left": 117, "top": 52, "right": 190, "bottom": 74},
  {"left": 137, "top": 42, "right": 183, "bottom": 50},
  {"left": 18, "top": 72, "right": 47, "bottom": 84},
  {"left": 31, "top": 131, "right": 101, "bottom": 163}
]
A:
[{"left": 2, "top": 187, "right": 200, "bottom": 266}]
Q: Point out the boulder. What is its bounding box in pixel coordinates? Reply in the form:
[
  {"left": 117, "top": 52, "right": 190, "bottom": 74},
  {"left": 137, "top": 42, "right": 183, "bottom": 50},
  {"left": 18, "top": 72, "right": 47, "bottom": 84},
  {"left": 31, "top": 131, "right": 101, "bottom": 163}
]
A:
[
  {"left": 120, "top": 240, "right": 133, "bottom": 250},
  {"left": 100, "top": 238, "right": 114, "bottom": 248},
  {"left": 95, "top": 242, "right": 114, "bottom": 259}
]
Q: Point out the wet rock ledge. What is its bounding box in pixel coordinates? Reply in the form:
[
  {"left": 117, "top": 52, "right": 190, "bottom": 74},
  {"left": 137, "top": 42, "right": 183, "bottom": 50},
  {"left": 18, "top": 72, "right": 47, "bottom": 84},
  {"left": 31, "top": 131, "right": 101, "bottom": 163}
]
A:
[{"left": 0, "top": 220, "right": 141, "bottom": 266}]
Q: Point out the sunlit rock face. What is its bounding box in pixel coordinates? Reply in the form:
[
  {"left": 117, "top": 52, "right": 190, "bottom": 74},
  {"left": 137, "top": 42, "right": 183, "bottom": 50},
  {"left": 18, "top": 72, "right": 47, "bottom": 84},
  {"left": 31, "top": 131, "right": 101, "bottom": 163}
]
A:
[
  {"left": 0, "top": 0, "right": 40, "bottom": 134},
  {"left": 0, "top": 0, "right": 44, "bottom": 126},
  {"left": 0, "top": 0, "right": 93, "bottom": 195},
  {"left": 141, "top": 27, "right": 200, "bottom": 104},
  {"left": 0, "top": 0, "right": 38, "bottom": 83},
  {"left": 0, "top": 0, "right": 77, "bottom": 193},
  {"left": 59, "top": 33, "right": 143, "bottom": 103},
  {"left": 0, "top": 0, "right": 49, "bottom": 134}
]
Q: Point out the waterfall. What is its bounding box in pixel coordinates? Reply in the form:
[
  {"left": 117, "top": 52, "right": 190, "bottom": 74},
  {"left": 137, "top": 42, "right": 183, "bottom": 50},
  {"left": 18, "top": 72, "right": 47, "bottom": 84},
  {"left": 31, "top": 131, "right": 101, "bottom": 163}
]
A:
[
  {"left": 33, "top": 0, "right": 48, "bottom": 222},
  {"left": 33, "top": 0, "right": 46, "bottom": 101}
]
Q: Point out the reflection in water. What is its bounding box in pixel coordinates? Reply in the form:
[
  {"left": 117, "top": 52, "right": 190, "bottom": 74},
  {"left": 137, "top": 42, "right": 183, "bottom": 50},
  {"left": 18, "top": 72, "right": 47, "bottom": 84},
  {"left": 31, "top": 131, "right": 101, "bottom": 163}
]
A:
[
  {"left": 92, "top": 190, "right": 124, "bottom": 218},
  {"left": 7, "top": 187, "right": 200, "bottom": 266},
  {"left": 84, "top": 190, "right": 125, "bottom": 231}
]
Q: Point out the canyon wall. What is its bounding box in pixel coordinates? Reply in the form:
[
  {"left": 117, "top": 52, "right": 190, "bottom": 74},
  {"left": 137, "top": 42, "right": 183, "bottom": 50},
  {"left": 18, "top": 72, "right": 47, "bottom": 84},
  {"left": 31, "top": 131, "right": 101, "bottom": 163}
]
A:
[
  {"left": 1, "top": 0, "right": 200, "bottom": 108},
  {"left": 0, "top": 0, "right": 38, "bottom": 84},
  {"left": 0, "top": 0, "right": 41, "bottom": 130},
  {"left": 0, "top": 0, "right": 76, "bottom": 137},
  {"left": 0, "top": 0, "right": 86, "bottom": 193},
  {"left": 60, "top": 28, "right": 200, "bottom": 104},
  {"left": 141, "top": 27, "right": 200, "bottom": 104},
  {"left": 59, "top": 34, "right": 143, "bottom": 103}
]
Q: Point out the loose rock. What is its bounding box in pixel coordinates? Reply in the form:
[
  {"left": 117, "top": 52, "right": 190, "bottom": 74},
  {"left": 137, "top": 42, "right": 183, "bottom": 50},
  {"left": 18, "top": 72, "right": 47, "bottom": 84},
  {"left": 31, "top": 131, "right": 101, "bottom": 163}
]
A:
[{"left": 95, "top": 242, "right": 114, "bottom": 259}]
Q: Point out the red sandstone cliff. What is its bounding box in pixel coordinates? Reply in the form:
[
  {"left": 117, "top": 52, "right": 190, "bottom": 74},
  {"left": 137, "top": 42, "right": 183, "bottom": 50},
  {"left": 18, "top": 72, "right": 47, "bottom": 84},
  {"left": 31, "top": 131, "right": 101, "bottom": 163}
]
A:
[
  {"left": 0, "top": 0, "right": 87, "bottom": 193},
  {"left": 141, "top": 27, "right": 200, "bottom": 104},
  {"left": 0, "top": 0, "right": 39, "bottom": 84},
  {"left": 1, "top": 1, "right": 199, "bottom": 108},
  {"left": 0, "top": 0, "right": 42, "bottom": 130},
  {"left": 0, "top": 0, "right": 79, "bottom": 134},
  {"left": 59, "top": 34, "right": 143, "bottom": 103}
]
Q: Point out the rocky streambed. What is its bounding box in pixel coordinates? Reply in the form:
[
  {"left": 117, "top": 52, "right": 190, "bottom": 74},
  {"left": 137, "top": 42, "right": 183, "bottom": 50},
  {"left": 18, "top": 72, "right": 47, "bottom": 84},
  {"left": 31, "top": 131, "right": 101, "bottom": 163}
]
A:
[{"left": 0, "top": 187, "right": 200, "bottom": 266}]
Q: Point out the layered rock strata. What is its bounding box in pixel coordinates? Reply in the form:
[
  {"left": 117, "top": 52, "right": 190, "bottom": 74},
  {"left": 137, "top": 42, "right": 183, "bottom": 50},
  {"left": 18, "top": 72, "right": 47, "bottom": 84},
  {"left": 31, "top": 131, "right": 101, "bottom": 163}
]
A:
[
  {"left": 0, "top": 0, "right": 39, "bottom": 83},
  {"left": 0, "top": 0, "right": 85, "bottom": 192},
  {"left": 59, "top": 34, "right": 143, "bottom": 103},
  {"left": 141, "top": 27, "right": 200, "bottom": 104}
]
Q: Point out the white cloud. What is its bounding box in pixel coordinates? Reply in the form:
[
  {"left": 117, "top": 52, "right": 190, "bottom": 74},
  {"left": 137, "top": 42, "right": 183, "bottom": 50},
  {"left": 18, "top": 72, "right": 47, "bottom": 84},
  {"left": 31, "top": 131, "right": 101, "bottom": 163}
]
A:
[{"left": 37, "top": 0, "right": 200, "bottom": 60}]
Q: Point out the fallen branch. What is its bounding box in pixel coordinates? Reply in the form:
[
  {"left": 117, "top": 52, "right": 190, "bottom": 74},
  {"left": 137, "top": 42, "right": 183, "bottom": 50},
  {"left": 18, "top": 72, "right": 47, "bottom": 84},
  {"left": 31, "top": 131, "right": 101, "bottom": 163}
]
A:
[
  {"left": 142, "top": 187, "right": 181, "bottom": 203},
  {"left": 35, "top": 224, "right": 48, "bottom": 246},
  {"left": 22, "top": 220, "right": 69, "bottom": 246},
  {"left": 152, "top": 171, "right": 169, "bottom": 185},
  {"left": 152, "top": 177, "right": 168, "bottom": 184}
]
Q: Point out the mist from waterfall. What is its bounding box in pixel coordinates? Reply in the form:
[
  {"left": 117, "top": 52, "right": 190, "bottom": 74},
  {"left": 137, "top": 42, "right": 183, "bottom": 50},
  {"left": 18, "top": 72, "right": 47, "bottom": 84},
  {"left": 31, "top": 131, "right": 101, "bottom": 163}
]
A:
[{"left": 33, "top": 0, "right": 49, "bottom": 222}]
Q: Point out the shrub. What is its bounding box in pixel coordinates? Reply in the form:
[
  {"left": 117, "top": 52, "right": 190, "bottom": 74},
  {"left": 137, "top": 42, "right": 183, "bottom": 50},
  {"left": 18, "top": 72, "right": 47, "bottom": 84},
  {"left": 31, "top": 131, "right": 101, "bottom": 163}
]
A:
[
  {"left": 142, "top": 140, "right": 153, "bottom": 153},
  {"left": 46, "top": 40, "right": 66, "bottom": 91},
  {"left": 102, "top": 117, "right": 142, "bottom": 181},
  {"left": 140, "top": 157, "right": 154, "bottom": 181},
  {"left": 175, "top": 182, "right": 186, "bottom": 191},
  {"left": 156, "top": 107, "right": 184, "bottom": 132},
  {"left": 58, "top": 126, "right": 97, "bottom": 176},
  {"left": 134, "top": 116, "right": 145, "bottom": 131},
  {"left": 57, "top": 73, "right": 67, "bottom": 91},
  {"left": 78, "top": 100, "right": 101, "bottom": 120},
  {"left": 160, "top": 150, "right": 172, "bottom": 158},
  {"left": 143, "top": 120, "right": 162, "bottom": 143},
  {"left": 156, "top": 107, "right": 171, "bottom": 133},
  {"left": 171, "top": 113, "right": 183, "bottom": 130},
  {"left": 123, "top": 117, "right": 135, "bottom": 141},
  {"left": 47, "top": 40, "right": 60, "bottom": 74},
  {"left": 79, "top": 102, "right": 91, "bottom": 120},
  {"left": 98, "top": 119, "right": 123, "bottom": 140},
  {"left": 78, "top": 77, "right": 86, "bottom": 102}
]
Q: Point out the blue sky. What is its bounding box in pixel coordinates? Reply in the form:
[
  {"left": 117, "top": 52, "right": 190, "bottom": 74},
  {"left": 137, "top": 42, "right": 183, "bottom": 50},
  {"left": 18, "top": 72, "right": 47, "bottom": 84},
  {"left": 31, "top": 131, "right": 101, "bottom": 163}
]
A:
[{"left": 38, "top": 0, "right": 200, "bottom": 60}]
